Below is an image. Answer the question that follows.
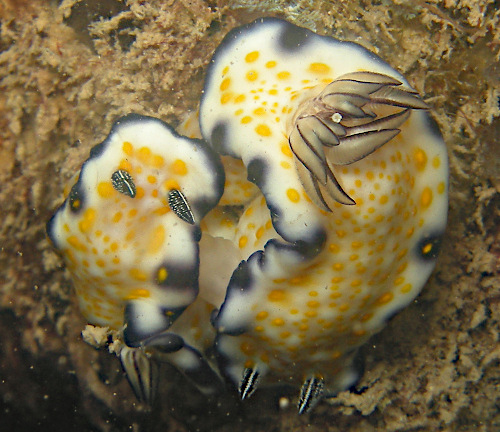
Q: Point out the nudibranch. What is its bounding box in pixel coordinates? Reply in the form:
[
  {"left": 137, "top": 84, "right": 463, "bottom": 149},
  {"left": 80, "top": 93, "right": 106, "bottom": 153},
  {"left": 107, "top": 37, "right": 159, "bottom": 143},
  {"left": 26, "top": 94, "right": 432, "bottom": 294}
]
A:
[
  {"left": 47, "top": 114, "right": 225, "bottom": 401},
  {"left": 200, "top": 18, "right": 448, "bottom": 412}
]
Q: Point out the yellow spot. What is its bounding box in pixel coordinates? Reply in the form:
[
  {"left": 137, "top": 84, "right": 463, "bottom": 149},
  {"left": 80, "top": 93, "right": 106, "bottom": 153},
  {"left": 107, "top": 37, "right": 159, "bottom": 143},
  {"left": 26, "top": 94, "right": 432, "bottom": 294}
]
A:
[
  {"left": 437, "top": 182, "right": 446, "bottom": 194},
  {"left": 129, "top": 268, "right": 148, "bottom": 282},
  {"left": 234, "top": 94, "right": 246, "bottom": 103},
  {"left": 241, "top": 116, "right": 252, "bottom": 124},
  {"left": 366, "top": 171, "right": 375, "bottom": 181},
  {"left": 355, "top": 179, "right": 362, "bottom": 188},
  {"left": 280, "top": 161, "right": 291, "bottom": 169},
  {"left": 281, "top": 144, "right": 293, "bottom": 157},
  {"left": 307, "top": 300, "right": 320, "bottom": 308},
  {"left": 135, "top": 186, "right": 145, "bottom": 199},
  {"left": 268, "top": 289, "right": 286, "bottom": 302},
  {"left": 245, "top": 51, "right": 259, "bottom": 62},
  {"left": 255, "top": 124, "right": 272, "bottom": 137},
  {"left": 221, "top": 92, "right": 232, "bottom": 104},
  {"left": 401, "top": 283, "right": 412, "bottom": 293},
  {"left": 414, "top": 148, "right": 427, "bottom": 171},
  {"left": 308, "top": 62, "right": 331, "bottom": 74},
  {"left": 126, "top": 288, "right": 151, "bottom": 300},
  {"left": 239, "top": 235, "right": 248, "bottom": 248},
  {"left": 269, "top": 89, "right": 278, "bottom": 95},
  {"left": 277, "top": 71, "right": 290, "bottom": 80},
  {"left": 240, "top": 342, "right": 255, "bottom": 356},
  {"left": 380, "top": 195, "right": 389, "bottom": 205},
  {"left": 97, "top": 182, "right": 115, "bottom": 198},
  {"left": 246, "top": 70, "right": 258, "bottom": 81},
  {"left": 148, "top": 225, "right": 166, "bottom": 255},
  {"left": 329, "top": 244, "right": 340, "bottom": 253},
  {"left": 112, "top": 211, "right": 123, "bottom": 223},
  {"left": 137, "top": 146, "right": 152, "bottom": 165},
  {"left": 305, "top": 310, "right": 317, "bottom": 318},
  {"left": 152, "top": 155, "right": 164, "bottom": 168},
  {"left": 122, "top": 141, "right": 133, "bottom": 156},
  {"left": 256, "top": 311, "right": 268, "bottom": 320},
  {"left": 78, "top": 208, "right": 96, "bottom": 233},
  {"left": 171, "top": 159, "right": 188, "bottom": 176},
  {"left": 280, "top": 331, "right": 291, "bottom": 339},
  {"left": 222, "top": 66, "right": 229, "bottom": 75},
  {"left": 256, "top": 226, "right": 265, "bottom": 239},
  {"left": 286, "top": 188, "right": 300, "bottom": 203},
  {"left": 271, "top": 318, "right": 285, "bottom": 326},
  {"left": 253, "top": 107, "right": 265, "bottom": 116},
  {"left": 338, "top": 304, "right": 350, "bottom": 312},
  {"left": 432, "top": 156, "right": 441, "bottom": 168},
  {"left": 422, "top": 242, "right": 433, "bottom": 254},
  {"left": 420, "top": 187, "right": 433, "bottom": 208},
  {"left": 220, "top": 77, "right": 231, "bottom": 91},
  {"left": 332, "top": 263, "right": 344, "bottom": 271},
  {"left": 266, "top": 60, "right": 276, "bottom": 68},
  {"left": 95, "top": 258, "right": 105, "bottom": 268},
  {"left": 254, "top": 325, "right": 264, "bottom": 332},
  {"left": 376, "top": 292, "right": 394, "bottom": 305}
]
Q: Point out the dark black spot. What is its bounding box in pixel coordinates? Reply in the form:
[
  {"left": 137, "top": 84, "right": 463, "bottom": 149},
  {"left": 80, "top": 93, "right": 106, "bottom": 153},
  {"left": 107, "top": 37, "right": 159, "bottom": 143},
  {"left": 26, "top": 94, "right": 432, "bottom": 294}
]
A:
[
  {"left": 68, "top": 182, "right": 85, "bottom": 213},
  {"left": 88, "top": 140, "right": 107, "bottom": 159},
  {"left": 145, "top": 332, "right": 184, "bottom": 353},
  {"left": 415, "top": 232, "right": 443, "bottom": 261},
  {"left": 246, "top": 157, "right": 267, "bottom": 189},
  {"left": 156, "top": 262, "right": 199, "bottom": 294},
  {"left": 277, "top": 20, "right": 311, "bottom": 52},
  {"left": 210, "top": 121, "right": 230, "bottom": 155}
]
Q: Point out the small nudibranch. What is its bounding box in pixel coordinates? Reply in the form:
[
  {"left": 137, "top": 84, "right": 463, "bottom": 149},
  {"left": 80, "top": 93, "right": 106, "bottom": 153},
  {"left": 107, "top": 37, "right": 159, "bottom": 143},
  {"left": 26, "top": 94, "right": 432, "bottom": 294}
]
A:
[
  {"left": 47, "top": 114, "right": 225, "bottom": 348},
  {"left": 200, "top": 18, "right": 448, "bottom": 412}
]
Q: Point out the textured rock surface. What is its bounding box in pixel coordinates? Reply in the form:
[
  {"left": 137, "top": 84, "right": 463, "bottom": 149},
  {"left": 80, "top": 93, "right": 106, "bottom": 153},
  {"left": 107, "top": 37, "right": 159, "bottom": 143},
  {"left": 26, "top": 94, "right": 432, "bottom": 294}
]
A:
[{"left": 0, "top": 0, "right": 498, "bottom": 431}]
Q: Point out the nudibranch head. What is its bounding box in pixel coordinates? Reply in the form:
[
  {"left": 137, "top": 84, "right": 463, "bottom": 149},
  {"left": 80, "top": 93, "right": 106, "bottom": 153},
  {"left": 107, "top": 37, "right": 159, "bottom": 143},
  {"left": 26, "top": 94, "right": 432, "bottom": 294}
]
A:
[
  {"left": 200, "top": 18, "right": 448, "bottom": 412},
  {"left": 47, "top": 114, "right": 224, "bottom": 347}
]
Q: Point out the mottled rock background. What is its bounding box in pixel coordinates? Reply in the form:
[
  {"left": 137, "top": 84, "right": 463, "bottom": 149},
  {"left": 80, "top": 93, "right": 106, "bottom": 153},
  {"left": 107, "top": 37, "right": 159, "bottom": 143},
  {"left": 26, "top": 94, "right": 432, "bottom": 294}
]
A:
[{"left": 0, "top": 0, "right": 498, "bottom": 431}]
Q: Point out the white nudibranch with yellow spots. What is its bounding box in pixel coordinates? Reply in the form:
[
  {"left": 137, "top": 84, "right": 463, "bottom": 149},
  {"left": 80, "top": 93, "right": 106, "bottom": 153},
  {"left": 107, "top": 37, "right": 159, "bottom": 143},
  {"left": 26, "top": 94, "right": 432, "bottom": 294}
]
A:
[
  {"left": 47, "top": 114, "right": 225, "bottom": 402},
  {"left": 200, "top": 18, "right": 448, "bottom": 413}
]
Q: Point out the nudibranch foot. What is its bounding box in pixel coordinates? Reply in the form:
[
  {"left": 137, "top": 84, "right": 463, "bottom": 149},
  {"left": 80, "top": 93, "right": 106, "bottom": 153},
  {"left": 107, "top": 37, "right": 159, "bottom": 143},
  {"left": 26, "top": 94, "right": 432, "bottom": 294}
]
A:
[{"left": 120, "top": 346, "right": 159, "bottom": 405}]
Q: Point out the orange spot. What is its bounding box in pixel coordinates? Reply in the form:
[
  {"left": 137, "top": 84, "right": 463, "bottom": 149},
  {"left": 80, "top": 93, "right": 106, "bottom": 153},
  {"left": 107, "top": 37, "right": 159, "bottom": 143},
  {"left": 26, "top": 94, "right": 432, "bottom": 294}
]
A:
[
  {"left": 266, "top": 60, "right": 276, "bottom": 68},
  {"left": 256, "top": 311, "right": 268, "bottom": 320},
  {"left": 126, "top": 288, "right": 151, "bottom": 300},
  {"left": 129, "top": 268, "right": 148, "bottom": 282},
  {"left": 414, "top": 148, "right": 427, "bottom": 171},
  {"left": 376, "top": 292, "right": 394, "bottom": 305},
  {"left": 220, "top": 77, "right": 231, "bottom": 91},
  {"left": 286, "top": 188, "right": 300, "bottom": 203},
  {"left": 171, "top": 159, "right": 188, "bottom": 176},
  {"left": 277, "top": 71, "right": 290, "bottom": 80},
  {"left": 246, "top": 70, "right": 258, "bottom": 81},
  {"left": 255, "top": 124, "right": 272, "bottom": 137},
  {"left": 308, "top": 63, "right": 331, "bottom": 74},
  {"left": 122, "top": 141, "right": 133, "bottom": 156},
  {"left": 137, "top": 147, "right": 152, "bottom": 165},
  {"left": 420, "top": 187, "right": 433, "bottom": 208},
  {"left": 245, "top": 51, "right": 259, "bottom": 62},
  {"left": 268, "top": 289, "right": 286, "bottom": 302},
  {"left": 97, "top": 182, "right": 115, "bottom": 198}
]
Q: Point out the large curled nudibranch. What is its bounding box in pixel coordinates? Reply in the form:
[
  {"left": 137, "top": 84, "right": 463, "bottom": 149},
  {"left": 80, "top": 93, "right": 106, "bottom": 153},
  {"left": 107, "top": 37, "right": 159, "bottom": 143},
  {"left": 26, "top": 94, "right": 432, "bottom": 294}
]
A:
[
  {"left": 199, "top": 18, "right": 449, "bottom": 413},
  {"left": 47, "top": 114, "right": 225, "bottom": 402}
]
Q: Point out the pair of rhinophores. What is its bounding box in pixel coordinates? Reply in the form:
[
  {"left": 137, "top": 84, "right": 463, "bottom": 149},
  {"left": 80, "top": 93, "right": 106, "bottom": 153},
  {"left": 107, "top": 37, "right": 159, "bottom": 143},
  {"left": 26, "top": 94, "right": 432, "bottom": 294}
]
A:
[{"left": 47, "top": 18, "right": 448, "bottom": 414}]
